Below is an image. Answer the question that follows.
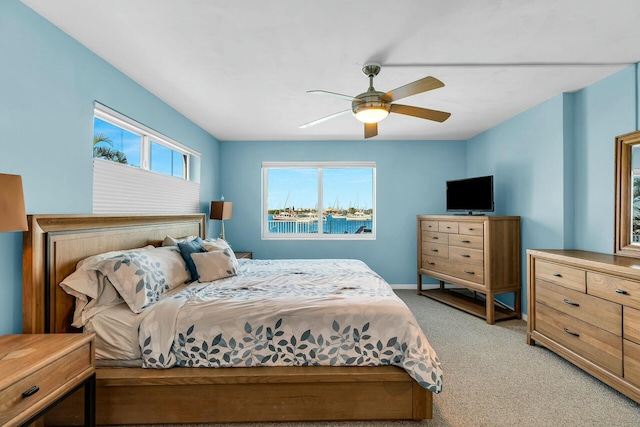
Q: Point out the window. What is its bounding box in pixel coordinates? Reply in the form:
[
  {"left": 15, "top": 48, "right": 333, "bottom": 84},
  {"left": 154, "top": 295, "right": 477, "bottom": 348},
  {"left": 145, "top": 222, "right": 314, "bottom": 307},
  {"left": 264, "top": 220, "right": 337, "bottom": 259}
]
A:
[
  {"left": 262, "top": 161, "right": 376, "bottom": 240},
  {"left": 92, "top": 103, "right": 201, "bottom": 214},
  {"left": 93, "top": 103, "right": 191, "bottom": 179}
]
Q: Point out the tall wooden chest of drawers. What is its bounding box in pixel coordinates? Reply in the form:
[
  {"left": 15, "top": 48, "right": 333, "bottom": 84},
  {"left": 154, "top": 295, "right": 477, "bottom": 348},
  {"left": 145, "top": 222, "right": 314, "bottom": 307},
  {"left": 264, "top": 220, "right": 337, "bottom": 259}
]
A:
[
  {"left": 417, "top": 215, "right": 521, "bottom": 324},
  {"left": 527, "top": 249, "right": 640, "bottom": 403}
]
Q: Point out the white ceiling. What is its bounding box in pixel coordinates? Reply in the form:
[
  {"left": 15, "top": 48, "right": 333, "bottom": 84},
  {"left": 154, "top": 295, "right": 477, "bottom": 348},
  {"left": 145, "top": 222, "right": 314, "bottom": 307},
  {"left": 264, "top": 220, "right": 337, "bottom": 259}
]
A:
[{"left": 21, "top": 0, "right": 640, "bottom": 141}]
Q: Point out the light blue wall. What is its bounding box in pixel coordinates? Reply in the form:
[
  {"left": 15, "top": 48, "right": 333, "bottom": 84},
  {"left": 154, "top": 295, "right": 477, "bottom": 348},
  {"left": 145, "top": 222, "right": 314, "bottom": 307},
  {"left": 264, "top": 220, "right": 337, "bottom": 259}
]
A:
[
  {"left": 467, "top": 65, "right": 638, "bottom": 312},
  {"left": 219, "top": 140, "right": 466, "bottom": 284},
  {"left": 0, "top": 1, "right": 220, "bottom": 334},
  {"left": 3, "top": 0, "right": 640, "bottom": 331},
  {"left": 572, "top": 66, "right": 637, "bottom": 252}
]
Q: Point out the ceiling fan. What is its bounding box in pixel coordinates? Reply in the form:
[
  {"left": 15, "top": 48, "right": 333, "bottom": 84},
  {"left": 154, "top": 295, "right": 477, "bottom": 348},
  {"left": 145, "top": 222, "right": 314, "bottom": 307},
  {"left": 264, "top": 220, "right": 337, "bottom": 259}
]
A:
[{"left": 299, "top": 63, "right": 451, "bottom": 139}]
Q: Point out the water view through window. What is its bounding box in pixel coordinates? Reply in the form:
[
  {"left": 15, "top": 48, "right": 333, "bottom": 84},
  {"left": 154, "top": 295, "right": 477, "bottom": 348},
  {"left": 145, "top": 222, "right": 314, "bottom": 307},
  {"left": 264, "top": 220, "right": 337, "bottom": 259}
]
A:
[{"left": 263, "top": 163, "right": 375, "bottom": 238}]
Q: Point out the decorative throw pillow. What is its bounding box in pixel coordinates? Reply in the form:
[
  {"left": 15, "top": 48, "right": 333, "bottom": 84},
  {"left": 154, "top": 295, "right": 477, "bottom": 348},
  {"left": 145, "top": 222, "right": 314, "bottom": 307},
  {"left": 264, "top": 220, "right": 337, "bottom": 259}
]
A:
[
  {"left": 191, "top": 249, "right": 238, "bottom": 282},
  {"left": 202, "top": 238, "right": 231, "bottom": 251},
  {"left": 60, "top": 245, "right": 154, "bottom": 325},
  {"left": 177, "top": 237, "right": 206, "bottom": 280},
  {"left": 162, "top": 235, "right": 199, "bottom": 247},
  {"left": 93, "top": 246, "right": 190, "bottom": 313},
  {"left": 202, "top": 238, "right": 239, "bottom": 270}
]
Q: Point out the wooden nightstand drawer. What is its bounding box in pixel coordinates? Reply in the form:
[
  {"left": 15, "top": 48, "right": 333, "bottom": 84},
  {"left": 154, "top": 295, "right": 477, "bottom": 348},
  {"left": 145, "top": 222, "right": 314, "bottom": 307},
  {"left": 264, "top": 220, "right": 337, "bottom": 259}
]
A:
[{"left": 0, "top": 334, "right": 95, "bottom": 427}]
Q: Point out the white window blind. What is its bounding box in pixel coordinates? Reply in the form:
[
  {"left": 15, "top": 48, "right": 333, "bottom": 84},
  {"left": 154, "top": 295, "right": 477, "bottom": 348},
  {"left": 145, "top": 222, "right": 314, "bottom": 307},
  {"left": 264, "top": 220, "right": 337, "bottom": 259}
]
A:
[{"left": 93, "top": 159, "right": 200, "bottom": 214}]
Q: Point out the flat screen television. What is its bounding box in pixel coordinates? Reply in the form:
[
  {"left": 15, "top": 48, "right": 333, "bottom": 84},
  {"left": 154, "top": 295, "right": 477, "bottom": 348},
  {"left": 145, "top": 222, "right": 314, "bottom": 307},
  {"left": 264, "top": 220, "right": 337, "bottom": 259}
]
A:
[{"left": 446, "top": 175, "right": 494, "bottom": 214}]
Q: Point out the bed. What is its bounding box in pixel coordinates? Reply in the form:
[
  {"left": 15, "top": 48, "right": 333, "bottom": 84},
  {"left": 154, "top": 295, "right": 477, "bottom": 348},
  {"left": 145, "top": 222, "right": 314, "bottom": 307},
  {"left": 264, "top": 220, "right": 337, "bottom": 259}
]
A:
[{"left": 22, "top": 214, "right": 441, "bottom": 425}]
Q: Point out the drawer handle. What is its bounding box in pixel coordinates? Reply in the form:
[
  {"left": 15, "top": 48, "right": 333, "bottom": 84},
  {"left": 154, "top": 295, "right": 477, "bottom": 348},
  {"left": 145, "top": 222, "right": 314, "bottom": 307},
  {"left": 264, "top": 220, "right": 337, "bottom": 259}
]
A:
[
  {"left": 563, "top": 298, "right": 580, "bottom": 307},
  {"left": 22, "top": 386, "right": 40, "bottom": 398},
  {"left": 464, "top": 270, "right": 475, "bottom": 275},
  {"left": 563, "top": 327, "right": 580, "bottom": 337},
  {"left": 427, "top": 261, "right": 435, "bottom": 265},
  {"left": 460, "top": 254, "right": 471, "bottom": 258},
  {"left": 431, "top": 236, "right": 439, "bottom": 240},
  {"left": 553, "top": 273, "right": 562, "bottom": 277},
  {"left": 446, "top": 226, "right": 451, "bottom": 229},
  {"left": 460, "top": 240, "right": 471, "bottom": 243},
  {"left": 431, "top": 249, "right": 439, "bottom": 252},
  {"left": 615, "top": 289, "right": 628, "bottom": 295}
]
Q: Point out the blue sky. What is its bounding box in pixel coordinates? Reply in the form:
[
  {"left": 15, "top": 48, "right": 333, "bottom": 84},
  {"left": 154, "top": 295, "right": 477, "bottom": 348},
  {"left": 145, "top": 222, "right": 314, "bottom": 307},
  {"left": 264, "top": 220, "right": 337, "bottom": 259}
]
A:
[{"left": 267, "top": 168, "right": 373, "bottom": 211}]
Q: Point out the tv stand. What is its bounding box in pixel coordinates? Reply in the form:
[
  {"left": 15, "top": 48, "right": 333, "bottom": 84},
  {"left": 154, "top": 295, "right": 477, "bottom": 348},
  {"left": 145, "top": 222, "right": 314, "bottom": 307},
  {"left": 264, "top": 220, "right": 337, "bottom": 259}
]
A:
[
  {"left": 417, "top": 215, "right": 521, "bottom": 324},
  {"left": 453, "top": 211, "right": 483, "bottom": 216}
]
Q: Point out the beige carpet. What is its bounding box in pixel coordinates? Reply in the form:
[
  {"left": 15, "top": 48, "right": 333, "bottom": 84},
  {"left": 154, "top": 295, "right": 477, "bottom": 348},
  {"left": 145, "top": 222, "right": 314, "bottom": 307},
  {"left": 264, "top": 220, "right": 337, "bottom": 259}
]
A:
[{"left": 114, "top": 290, "right": 640, "bottom": 427}]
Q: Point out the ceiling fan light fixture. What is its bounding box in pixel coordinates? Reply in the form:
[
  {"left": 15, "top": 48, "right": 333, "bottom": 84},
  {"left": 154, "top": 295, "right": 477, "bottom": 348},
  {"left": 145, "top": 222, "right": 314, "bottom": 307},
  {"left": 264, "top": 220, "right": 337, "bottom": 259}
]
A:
[{"left": 353, "top": 103, "right": 390, "bottom": 124}]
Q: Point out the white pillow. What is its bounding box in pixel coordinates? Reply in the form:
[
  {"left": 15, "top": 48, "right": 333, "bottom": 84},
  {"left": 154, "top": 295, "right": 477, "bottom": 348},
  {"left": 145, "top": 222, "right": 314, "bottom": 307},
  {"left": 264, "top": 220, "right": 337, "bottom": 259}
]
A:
[{"left": 191, "top": 249, "right": 238, "bottom": 282}]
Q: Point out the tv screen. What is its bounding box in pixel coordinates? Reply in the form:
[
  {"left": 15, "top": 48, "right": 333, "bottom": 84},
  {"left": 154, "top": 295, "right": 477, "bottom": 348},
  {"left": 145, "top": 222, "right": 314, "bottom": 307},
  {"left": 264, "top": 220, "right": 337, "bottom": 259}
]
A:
[{"left": 446, "top": 175, "right": 494, "bottom": 213}]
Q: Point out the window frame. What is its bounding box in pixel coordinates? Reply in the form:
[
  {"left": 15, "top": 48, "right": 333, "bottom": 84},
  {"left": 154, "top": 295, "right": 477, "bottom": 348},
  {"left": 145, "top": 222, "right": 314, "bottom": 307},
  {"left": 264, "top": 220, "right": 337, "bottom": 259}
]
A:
[
  {"left": 261, "top": 161, "right": 376, "bottom": 240},
  {"left": 94, "top": 102, "right": 198, "bottom": 180}
]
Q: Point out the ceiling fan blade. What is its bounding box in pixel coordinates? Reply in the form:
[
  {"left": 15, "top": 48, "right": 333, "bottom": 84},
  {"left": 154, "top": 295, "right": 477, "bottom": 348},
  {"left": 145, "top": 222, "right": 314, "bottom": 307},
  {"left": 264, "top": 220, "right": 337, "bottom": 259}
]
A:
[
  {"left": 307, "top": 90, "right": 363, "bottom": 103},
  {"left": 299, "top": 109, "right": 351, "bottom": 128},
  {"left": 390, "top": 104, "right": 451, "bottom": 122},
  {"left": 364, "top": 122, "right": 378, "bottom": 139},
  {"left": 383, "top": 76, "right": 444, "bottom": 102}
]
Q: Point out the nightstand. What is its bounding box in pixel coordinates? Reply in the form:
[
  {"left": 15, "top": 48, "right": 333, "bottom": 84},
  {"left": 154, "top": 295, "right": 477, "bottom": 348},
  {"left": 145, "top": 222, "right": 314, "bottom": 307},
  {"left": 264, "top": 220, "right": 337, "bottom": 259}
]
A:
[
  {"left": 0, "top": 334, "right": 96, "bottom": 427},
  {"left": 235, "top": 251, "right": 253, "bottom": 259}
]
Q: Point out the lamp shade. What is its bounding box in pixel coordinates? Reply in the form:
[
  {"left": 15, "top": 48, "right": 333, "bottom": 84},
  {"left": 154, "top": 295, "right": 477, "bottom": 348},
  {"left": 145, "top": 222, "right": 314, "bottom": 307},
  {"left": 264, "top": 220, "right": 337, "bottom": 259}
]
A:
[
  {"left": 210, "top": 201, "right": 232, "bottom": 220},
  {"left": 0, "top": 173, "right": 28, "bottom": 232}
]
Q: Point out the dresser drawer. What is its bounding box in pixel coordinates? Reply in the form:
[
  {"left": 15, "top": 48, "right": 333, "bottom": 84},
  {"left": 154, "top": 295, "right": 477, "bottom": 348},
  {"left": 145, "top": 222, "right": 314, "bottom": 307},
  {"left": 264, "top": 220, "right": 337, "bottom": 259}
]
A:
[
  {"left": 422, "top": 242, "right": 448, "bottom": 259},
  {"left": 0, "top": 342, "right": 92, "bottom": 423},
  {"left": 420, "top": 220, "right": 438, "bottom": 232},
  {"left": 459, "top": 222, "right": 483, "bottom": 236},
  {"left": 624, "top": 306, "right": 640, "bottom": 344},
  {"left": 535, "top": 303, "right": 622, "bottom": 376},
  {"left": 587, "top": 272, "right": 640, "bottom": 310},
  {"left": 624, "top": 339, "right": 640, "bottom": 387},
  {"left": 449, "top": 246, "right": 483, "bottom": 266},
  {"left": 421, "top": 257, "right": 484, "bottom": 285},
  {"left": 438, "top": 221, "right": 459, "bottom": 233},
  {"left": 448, "top": 234, "right": 483, "bottom": 250},
  {"left": 535, "top": 260, "right": 586, "bottom": 293},
  {"left": 422, "top": 231, "right": 448, "bottom": 245},
  {"left": 421, "top": 256, "right": 451, "bottom": 274},
  {"left": 535, "top": 280, "right": 621, "bottom": 335},
  {"left": 448, "top": 262, "right": 484, "bottom": 285}
]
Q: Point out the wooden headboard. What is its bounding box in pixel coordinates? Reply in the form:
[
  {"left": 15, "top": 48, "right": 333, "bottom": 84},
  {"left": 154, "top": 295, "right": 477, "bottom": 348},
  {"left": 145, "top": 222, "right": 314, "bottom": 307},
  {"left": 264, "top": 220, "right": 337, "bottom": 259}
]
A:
[{"left": 22, "top": 214, "right": 206, "bottom": 334}]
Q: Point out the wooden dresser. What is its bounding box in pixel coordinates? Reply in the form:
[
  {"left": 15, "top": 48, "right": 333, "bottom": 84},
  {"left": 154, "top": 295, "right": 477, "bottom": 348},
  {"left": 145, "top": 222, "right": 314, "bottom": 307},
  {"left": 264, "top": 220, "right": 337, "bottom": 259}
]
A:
[
  {"left": 417, "top": 215, "right": 521, "bottom": 324},
  {"left": 0, "top": 333, "right": 96, "bottom": 426},
  {"left": 527, "top": 249, "right": 640, "bottom": 403}
]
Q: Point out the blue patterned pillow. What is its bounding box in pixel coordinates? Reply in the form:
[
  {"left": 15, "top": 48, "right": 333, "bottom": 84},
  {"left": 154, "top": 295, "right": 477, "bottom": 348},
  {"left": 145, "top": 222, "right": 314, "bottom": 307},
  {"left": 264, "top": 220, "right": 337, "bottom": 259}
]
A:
[
  {"left": 93, "top": 247, "right": 190, "bottom": 313},
  {"left": 177, "top": 237, "right": 205, "bottom": 280}
]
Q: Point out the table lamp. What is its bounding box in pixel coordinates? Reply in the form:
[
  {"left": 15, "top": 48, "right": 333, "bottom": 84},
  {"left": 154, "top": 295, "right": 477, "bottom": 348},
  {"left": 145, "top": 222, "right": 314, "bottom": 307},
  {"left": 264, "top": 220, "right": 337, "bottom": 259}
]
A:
[
  {"left": 0, "top": 173, "right": 28, "bottom": 232},
  {"left": 210, "top": 199, "right": 232, "bottom": 240}
]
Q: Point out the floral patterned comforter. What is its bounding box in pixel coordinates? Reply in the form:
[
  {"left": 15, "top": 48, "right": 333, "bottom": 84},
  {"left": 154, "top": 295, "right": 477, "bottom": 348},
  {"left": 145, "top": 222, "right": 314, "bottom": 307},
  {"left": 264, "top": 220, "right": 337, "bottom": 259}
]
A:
[{"left": 138, "top": 259, "right": 443, "bottom": 393}]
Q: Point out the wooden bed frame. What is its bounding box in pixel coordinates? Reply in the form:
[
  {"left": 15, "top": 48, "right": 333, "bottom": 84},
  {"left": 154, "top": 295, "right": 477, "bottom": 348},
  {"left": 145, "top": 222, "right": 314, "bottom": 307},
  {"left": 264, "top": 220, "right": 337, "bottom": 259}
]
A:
[{"left": 22, "top": 214, "right": 433, "bottom": 425}]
